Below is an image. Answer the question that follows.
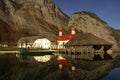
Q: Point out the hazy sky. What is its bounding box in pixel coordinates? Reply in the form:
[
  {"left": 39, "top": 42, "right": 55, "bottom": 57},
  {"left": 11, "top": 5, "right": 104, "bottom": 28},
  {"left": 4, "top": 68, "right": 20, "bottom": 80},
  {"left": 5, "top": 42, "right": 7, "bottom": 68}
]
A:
[{"left": 52, "top": 0, "right": 120, "bottom": 29}]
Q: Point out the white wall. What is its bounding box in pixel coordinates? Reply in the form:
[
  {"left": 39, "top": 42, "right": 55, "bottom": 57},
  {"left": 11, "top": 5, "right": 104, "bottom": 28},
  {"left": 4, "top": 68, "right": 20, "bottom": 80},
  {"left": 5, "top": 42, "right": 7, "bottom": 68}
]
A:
[
  {"left": 32, "top": 38, "right": 51, "bottom": 49},
  {"left": 18, "top": 43, "right": 31, "bottom": 48},
  {"left": 58, "top": 40, "right": 69, "bottom": 49}
]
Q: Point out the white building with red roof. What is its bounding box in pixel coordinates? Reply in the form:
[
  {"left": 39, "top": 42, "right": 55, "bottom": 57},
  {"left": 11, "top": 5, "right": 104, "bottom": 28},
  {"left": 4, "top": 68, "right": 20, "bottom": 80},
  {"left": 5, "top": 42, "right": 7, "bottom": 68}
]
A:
[{"left": 56, "top": 27, "right": 76, "bottom": 49}]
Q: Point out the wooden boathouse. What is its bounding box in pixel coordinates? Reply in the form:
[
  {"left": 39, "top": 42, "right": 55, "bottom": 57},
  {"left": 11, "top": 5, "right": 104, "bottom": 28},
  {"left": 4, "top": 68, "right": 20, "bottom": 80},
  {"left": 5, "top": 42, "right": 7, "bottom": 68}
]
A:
[{"left": 62, "top": 33, "right": 113, "bottom": 60}]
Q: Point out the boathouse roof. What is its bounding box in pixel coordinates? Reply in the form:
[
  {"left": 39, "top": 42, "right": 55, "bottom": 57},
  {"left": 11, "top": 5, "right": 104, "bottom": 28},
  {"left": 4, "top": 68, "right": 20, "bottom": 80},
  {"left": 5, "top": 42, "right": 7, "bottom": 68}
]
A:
[{"left": 65, "top": 33, "right": 112, "bottom": 46}]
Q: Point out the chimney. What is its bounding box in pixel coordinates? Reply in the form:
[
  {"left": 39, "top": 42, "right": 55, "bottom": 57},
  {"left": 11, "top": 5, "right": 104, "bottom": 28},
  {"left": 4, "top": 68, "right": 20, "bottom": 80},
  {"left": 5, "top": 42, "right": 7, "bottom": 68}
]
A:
[
  {"left": 71, "top": 66, "right": 76, "bottom": 74},
  {"left": 58, "top": 64, "right": 62, "bottom": 73},
  {"left": 59, "top": 27, "right": 63, "bottom": 36},
  {"left": 71, "top": 27, "right": 75, "bottom": 34}
]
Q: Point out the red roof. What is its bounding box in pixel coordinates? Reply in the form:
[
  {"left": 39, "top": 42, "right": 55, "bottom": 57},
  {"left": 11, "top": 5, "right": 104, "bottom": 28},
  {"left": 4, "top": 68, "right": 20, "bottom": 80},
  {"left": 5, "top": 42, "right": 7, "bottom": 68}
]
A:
[
  {"left": 71, "top": 27, "right": 75, "bottom": 30},
  {"left": 56, "top": 60, "right": 72, "bottom": 67},
  {"left": 59, "top": 27, "right": 63, "bottom": 31},
  {"left": 56, "top": 34, "right": 76, "bottom": 41}
]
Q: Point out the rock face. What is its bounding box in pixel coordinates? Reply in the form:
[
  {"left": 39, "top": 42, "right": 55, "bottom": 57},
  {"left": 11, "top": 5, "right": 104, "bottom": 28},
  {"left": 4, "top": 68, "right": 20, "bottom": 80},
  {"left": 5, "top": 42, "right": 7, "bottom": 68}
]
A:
[
  {"left": 0, "top": 1, "right": 120, "bottom": 49},
  {"left": 68, "top": 12, "right": 119, "bottom": 49},
  {"left": 0, "top": 0, "right": 69, "bottom": 38},
  {"left": 0, "top": 19, "right": 19, "bottom": 45}
]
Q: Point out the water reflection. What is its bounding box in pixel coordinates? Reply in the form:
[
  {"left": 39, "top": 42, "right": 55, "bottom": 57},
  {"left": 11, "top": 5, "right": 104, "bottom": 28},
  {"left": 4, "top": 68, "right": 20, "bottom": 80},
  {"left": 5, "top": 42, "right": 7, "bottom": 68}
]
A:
[
  {"left": 0, "top": 53, "right": 119, "bottom": 80},
  {"left": 72, "top": 59, "right": 113, "bottom": 80},
  {"left": 102, "top": 68, "right": 120, "bottom": 80}
]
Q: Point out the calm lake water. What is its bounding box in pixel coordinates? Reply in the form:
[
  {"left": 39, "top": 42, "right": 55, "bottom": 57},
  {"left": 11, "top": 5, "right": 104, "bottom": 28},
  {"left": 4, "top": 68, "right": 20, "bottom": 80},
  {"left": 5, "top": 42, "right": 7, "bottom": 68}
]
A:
[
  {"left": 0, "top": 52, "right": 120, "bottom": 80},
  {"left": 102, "top": 68, "right": 120, "bottom": 80}
]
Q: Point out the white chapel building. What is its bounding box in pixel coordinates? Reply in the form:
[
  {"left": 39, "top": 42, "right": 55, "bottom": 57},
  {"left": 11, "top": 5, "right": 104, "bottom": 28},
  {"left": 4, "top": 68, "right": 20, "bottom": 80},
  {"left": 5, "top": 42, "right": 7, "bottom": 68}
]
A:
[
  {"left": 56, "top": 27, "right": 76, "bottom": 49},
  {"left": 17, "top": 36, "right": 53, "bottom": 49}
]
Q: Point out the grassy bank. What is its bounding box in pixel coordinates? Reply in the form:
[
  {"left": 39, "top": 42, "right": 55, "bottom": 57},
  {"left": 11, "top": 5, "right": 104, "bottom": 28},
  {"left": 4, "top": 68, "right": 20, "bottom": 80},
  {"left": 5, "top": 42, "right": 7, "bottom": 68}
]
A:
[{"left": 0, "top": 47, "right": 19, "bottom": 51}]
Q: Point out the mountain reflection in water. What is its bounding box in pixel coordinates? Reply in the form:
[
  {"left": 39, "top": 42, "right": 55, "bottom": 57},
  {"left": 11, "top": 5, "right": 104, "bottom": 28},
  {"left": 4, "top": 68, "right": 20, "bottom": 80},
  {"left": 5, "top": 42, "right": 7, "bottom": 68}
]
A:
[
  {"left": 102, "top": 68, "right": 120, "bottom": 80},
  {"left": 0, "top": 53, "right": 120, "bottom": 80}
]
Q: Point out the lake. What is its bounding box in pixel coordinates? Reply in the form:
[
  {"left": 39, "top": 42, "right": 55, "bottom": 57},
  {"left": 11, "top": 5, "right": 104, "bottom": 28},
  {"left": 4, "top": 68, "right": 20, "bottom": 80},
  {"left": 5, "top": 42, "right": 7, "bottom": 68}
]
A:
[
  {"left": 0, "top": 53, "right": 120, "bottom": 80},
  {"left": 102, "top": 68, "right": 120, "bottom": 80}
]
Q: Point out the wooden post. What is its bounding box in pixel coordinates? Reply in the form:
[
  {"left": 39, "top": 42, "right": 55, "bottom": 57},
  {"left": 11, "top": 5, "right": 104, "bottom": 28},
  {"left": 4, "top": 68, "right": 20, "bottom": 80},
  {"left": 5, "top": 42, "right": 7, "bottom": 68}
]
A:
[
  {"left": 65, "top": 47, "right": 67, "bottom": 55},
  {"left": 100, "top": 46, "right": 105, "bottom": 59},
  {"left": 81, "top": 46, "right": 83, "bottom": 59},
  {"left": 68, "top": 46, "right": 71, "bottom": 57},
  {"left": 74, "top": 46, "right": 76, "bottom": 59}
]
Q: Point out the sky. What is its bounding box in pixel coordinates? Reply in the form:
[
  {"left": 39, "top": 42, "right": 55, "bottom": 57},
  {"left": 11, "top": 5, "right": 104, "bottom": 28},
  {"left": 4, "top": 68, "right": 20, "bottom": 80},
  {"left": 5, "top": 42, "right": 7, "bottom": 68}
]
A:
[{"left": 52, "top": 0, "right": 120, "bottom": 29}]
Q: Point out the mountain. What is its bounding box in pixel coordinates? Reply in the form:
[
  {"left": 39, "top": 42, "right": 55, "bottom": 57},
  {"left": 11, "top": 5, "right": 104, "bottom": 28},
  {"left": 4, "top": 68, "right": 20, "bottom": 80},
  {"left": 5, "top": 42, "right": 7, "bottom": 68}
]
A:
[
  {"left": 68, "top": 11, "right": 119, "bottom": 49},
  {"left": 0, "top": 0, "right": 120, "bottom": 49},
  {"left": 111, "top": 29, "right": 120, "bottom": 47},
  {"left": 0, "top": 19, "right": 20, "bottom": 45},
  {"left": 0, "top": 0, "right": 69, "bottom": 45}
]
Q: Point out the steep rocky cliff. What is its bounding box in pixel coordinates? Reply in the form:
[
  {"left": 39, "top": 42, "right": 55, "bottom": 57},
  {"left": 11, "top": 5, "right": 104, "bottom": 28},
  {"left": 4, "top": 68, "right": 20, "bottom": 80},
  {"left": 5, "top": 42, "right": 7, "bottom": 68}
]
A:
[
  {"left": 0, "top": 19, "right": 20, "bottom": 45},
  {"left": 68, "top": 11, "right": 119, "bottom": 49},
  {"left": 111, "top": 29, "right": 120, "bottom": 48},
  {"left": 0, "top": 0, "right": 69, "bottom": 42}
]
